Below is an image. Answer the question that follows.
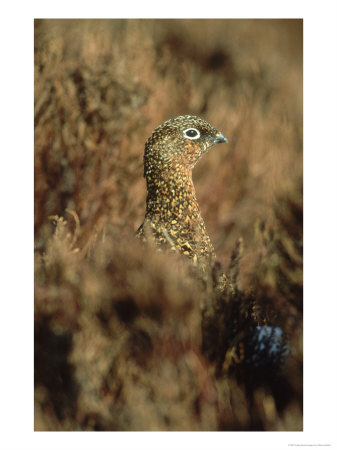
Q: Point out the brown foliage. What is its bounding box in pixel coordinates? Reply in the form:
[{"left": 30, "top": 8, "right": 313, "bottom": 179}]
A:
[{"left": 34, "top": 19, "right": 302, "bottom": 431}]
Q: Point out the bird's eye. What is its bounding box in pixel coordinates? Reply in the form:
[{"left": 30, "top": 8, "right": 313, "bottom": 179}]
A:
[{"left": 183, "top": 128, "right": 201, "bottom": 140}]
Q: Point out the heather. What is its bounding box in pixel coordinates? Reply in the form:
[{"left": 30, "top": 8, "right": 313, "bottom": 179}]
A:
[{"left": 35, "top": 19, "right": 302, "bottom": 430}]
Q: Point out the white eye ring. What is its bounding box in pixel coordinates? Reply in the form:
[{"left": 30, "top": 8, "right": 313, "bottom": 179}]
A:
[{"left": 183, "top": 128, "right": 201, "bottom": 140}]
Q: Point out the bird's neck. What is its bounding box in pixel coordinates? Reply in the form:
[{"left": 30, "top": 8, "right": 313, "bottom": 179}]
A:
[{"left": 145, "top": 168, "right": 201, "bottom": 221}]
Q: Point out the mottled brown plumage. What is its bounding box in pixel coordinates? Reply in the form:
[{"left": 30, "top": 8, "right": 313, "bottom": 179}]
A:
[{"left": 137, "top": 115, "right": 227, "bottom": 266}]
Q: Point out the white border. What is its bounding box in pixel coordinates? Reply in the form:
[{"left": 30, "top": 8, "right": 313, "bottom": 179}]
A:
[{"left": 1, "top": 1, "right": 336, "bottom": 449}]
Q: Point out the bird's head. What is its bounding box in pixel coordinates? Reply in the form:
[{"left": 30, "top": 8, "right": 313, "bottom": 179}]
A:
[{"left": 144, "top": 115, "right": 228, "bottom": 176}]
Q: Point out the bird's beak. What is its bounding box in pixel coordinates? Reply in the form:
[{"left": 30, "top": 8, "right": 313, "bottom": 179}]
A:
[{"left": 214, "top": 132, "right": 228, "bottom": 144}]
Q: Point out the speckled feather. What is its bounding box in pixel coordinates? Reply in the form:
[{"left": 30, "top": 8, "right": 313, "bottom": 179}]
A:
[{"left": 136, "top": 115, "right": 227, "bottom": 264}]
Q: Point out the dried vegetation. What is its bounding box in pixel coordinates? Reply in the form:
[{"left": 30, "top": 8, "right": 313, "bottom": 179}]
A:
[{"left": 34, "top": 19, "right": 303, "bottom": 431}]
